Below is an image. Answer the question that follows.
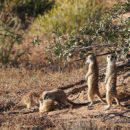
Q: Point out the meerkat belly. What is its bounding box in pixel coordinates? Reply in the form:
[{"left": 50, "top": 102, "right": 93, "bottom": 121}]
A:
[
  {"left": 106, "top": 78, "right": 117, "bottom": 94},
  {"left": 88, "top": 75, "right": 97, "bottom": 86}
]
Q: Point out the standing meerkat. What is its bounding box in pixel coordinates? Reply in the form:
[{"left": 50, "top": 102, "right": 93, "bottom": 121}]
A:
[
  {"left": 85, "top": 55, "right": 105, "bottom": 106},
  {"left": 39, "top": 98, "right": 54, "bottom": 112},
  {"left": 40, "top": 89, "right": 75, "bottom": 108},
  {"left": 104, "top": 55, "right": 120, "bottom": 110},
  {"left": 12, "top": 91, "right": 40, "bottom": 110}
]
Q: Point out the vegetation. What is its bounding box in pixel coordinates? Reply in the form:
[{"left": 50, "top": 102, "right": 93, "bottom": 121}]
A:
[
  {"left": 31, "top": 0, "right": 104, "bottom": 35},
  {"left": 48, "top": 1, "right": 130, "bottom": 63},
  {"left": 0, "top": 15, "right": 25, "bottom": 64},
  {"left": 0, "top": 0, "right": 55, "bottom": 17},
  {"left": 0, "top": 0, "right": 129, "bottom": 67}
]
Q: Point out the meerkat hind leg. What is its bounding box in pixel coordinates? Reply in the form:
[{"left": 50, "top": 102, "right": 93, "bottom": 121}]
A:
[
  {"left": 57, "top": 99, "right": 68, "bottom": 108},
  {"left": 26, "top": 102, "right": 32, "bottom": 109},
  {"left": 61, "top": 99, "right": 73, "bottom": 108},
  {"left": 88, "top": 102, "right": 94, "bottom": 107},
  {"left": 104, "top": 98, "right": 111, "bottom": 110},
  {"left": 104, "top": 105, "right": 111, "bottom": 111},
  {"left": 114, "top": 97, "right": 120, "bottom": 106},
  {"left": 104, "top": 93, "right": 112, "bottom": 111},
  {"left": 88, "top": 94, "right": 94, "bottom": 107}
]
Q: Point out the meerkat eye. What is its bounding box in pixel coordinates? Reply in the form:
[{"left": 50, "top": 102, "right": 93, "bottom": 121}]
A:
[
  {"left": 111, "top": 55, "right": 114, "bottom": 59},
  {"left": 44, "top": 93, "right": 49, "bottom": 99}
]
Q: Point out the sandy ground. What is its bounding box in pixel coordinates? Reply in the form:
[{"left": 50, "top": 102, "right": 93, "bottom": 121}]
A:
[{"left": 0, "top": 67, "right": 129, "bottom": 130}]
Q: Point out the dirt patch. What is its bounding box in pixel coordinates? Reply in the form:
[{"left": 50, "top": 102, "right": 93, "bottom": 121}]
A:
[{"left": 0, "top": 65, "right": 129, "bottom": 129}]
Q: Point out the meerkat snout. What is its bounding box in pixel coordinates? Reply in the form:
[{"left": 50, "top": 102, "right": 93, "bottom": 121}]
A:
[
  {"left": 85, "top": 55, "right": 95, "bottom": 64},
  {"left": 107, "top": 55, "right": 116, "bottom": 64},
  {"left": 39, "top": 98, "right": 43, "bottom": 102}
]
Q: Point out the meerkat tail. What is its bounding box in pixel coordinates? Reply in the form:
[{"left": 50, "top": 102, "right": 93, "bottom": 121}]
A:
[
  {"left": 11, "top": 102, "right": 23, "bottom": 110},
  {"left": 66, "top": 99, "right": 77, "bottom": 105},
  {"left": 88, "top": 90, "right": 94, "bottom": 104}
]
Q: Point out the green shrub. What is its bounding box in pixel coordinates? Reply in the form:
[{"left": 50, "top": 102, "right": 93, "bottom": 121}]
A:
[
  {"left": 0, "top": 15, "right": 25, "bottom": 64},
  {"left": 31, "top": 0, "right": 104, "bottom": 35},
  {"left": 47, "top": 1, "right": 130, "bottom": 62}
]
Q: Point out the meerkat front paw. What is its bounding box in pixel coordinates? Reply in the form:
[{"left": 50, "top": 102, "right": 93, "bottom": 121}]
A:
[
  {"left": 88, "top": 102, "right": 93, "bottom": 107},
  {"left": 104, "top": 105, "right": 110, "bottom": 111},
  {"left": 104, "top": 80, "right": 107, "bottom": 85}
]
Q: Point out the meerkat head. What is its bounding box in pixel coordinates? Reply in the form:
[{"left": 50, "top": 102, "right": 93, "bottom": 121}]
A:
[
  {"left": 41, "top": 91, "right": 48, "bottom": 99},
  {"left": 41, "top": 91, "right": 52, "bottom": 100},
  {"left": 107, "top": 55, "right": 116, "bottom": 65},
  {"left": 85, "top": 55, "right": 95, "bottom": 65},
  {"left": 44, "top": 93, "right": 51, "bottom": 100}
]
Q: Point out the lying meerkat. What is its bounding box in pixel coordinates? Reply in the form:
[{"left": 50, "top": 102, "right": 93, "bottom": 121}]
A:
[
  {"left": 12, "top": 91, "right": 40, "bottom": 110},
  {"left": 85, "top": 55, "right": 105, "bottom": 106},
  {"left": 40, "top": 89, "right": 75, "bottom": 108},
  {"left": 39, "top": 98, "right": 54, "bottom": 112},
  {"left": 104, "top": 55, "right": 120, "bottom": 110}
]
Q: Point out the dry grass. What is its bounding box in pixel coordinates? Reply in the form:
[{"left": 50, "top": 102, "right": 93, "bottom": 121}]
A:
[
  {"left": 0, "top": 35, "right": 129, "bottom": 129},
  {"left": 0, "top": 66, "right": 87, "bottom": 93},
  {"left": 0, "top": 59, "right": 129, "bottom": 130}
]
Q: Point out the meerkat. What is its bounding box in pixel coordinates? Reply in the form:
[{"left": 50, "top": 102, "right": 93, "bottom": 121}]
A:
[
  {"left": 85, "top": 55, "right": 105, "bottom": 106},
  {"left": 39, "top": 98, "right": 54, "bottom": 112},
  {"left": 104, "top": 55, "right": 120, "bottom": 110},
  {"left": 12, "top": 91, "right": 40, "bottom": 110},
  {"left": 40, "top": 89, "right": 75, "bottom": 108}
]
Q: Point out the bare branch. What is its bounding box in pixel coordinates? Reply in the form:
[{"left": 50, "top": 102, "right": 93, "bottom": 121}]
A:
[
  {"left": 8, "top": 109, "right": 38, "bottom": 115},
  {"left": 102, "top": 110, "right": 130, "bottom": 122},
  {"left": 68, "top": 43, "right": 118, "bottom": 54}
]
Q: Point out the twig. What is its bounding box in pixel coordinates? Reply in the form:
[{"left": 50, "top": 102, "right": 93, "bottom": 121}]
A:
[
  {"left": 68, "top": 43, "right": 118, "bottom": 53},
  {"left": 102, "top": 110, "right": 130, "bottom": 122},
  {"left": 67, "top": 50, "right": 126, "bottom": 64},
  {"left": 8, "top": 108, "right": 38, "bottom": 115}
]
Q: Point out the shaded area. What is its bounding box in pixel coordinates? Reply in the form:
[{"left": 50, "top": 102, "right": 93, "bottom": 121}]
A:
[
  {"left": 58, "top": 79, "right": 86, "bottom": 90},
  {"left": 0, "top": 0, "right": 55, "bottom": 29}
]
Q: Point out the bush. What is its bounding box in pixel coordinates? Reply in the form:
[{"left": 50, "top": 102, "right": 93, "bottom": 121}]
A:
[
  {"left": 47, "top": 1, "right": 130, "bottom": 63},
  {"left": 31, "top": 0, "right": 104, "bottom": 35},
  {"left": 0, "top": 15, "right": 25, "bottom": 64}
]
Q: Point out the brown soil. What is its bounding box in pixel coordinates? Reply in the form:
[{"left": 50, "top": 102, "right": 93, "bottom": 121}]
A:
[{"left": 0, "top": 65, "right": 129, "bottom": 130}]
